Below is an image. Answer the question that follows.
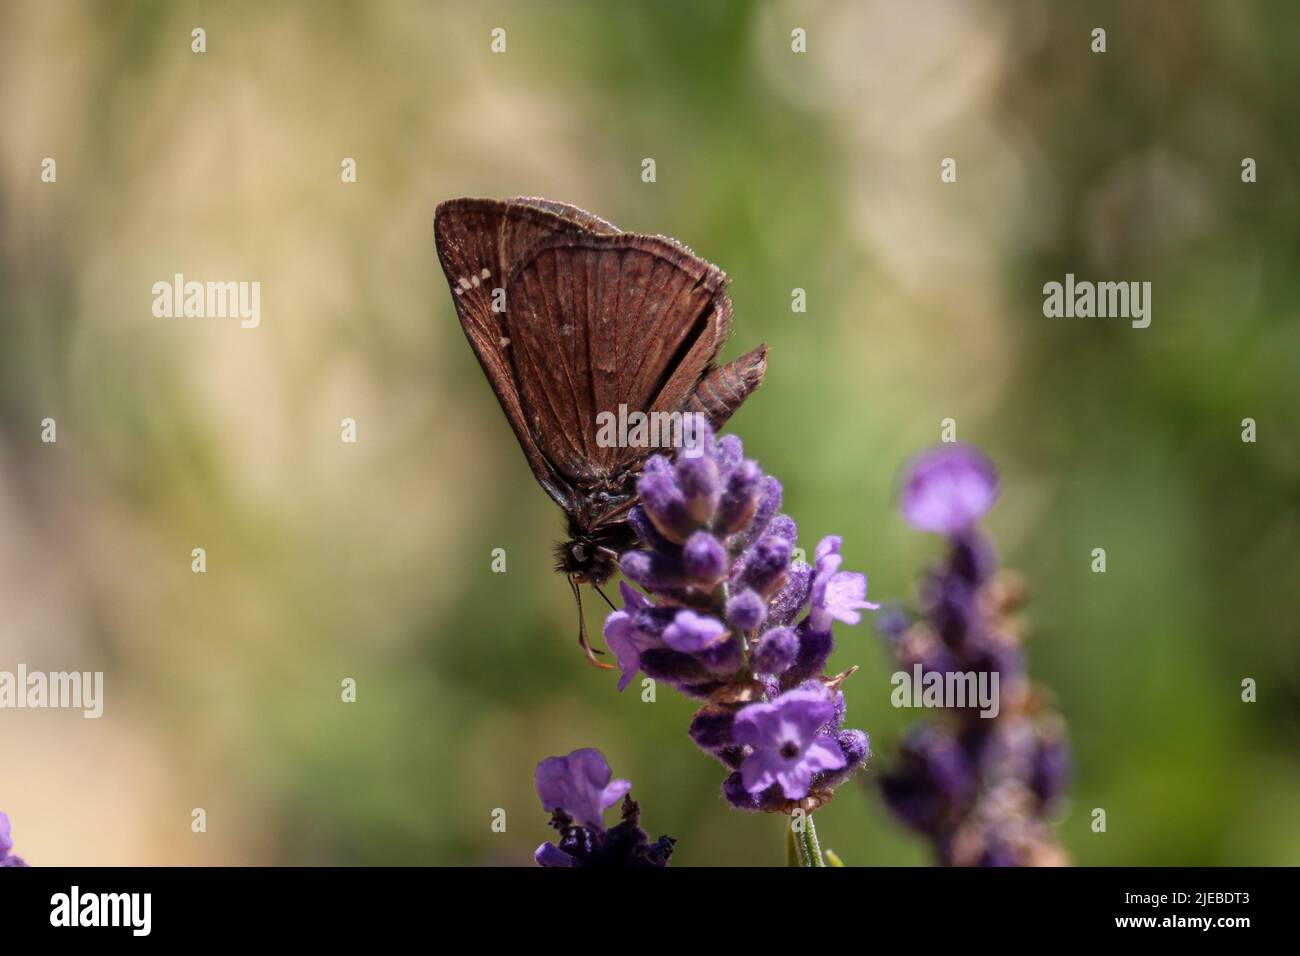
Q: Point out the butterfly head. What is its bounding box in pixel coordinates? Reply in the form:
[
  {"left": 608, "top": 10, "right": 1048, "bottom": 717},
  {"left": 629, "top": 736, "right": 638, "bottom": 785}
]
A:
[
  {"left": 553, "top": 491, "right": 640, "bottom": 585},
  {"left": 555, "top": 534, "right": 619, "bottom": 585}
]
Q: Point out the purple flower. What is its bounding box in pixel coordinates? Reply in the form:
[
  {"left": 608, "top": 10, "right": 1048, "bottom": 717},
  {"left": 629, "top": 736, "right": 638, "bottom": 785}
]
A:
[
  {"left": 808, "top": 536, "right": 879, "bottom": 632},
  {"left": 533, "top": 842, "right": 577, "bottom": 867},
  {"left": 604, "top": 425, "right": 875, "bottom": 818},
  {"left": 682, "top": 531, "right": 727, "bottom": 586},
  {"left": 677, "top": 455, "right": 721, "bottom": 524},
  {"left": 715, "top": 460, "right": 763, "bottom": 534},
  {"left": 721, "top": 772, "right": 791, "bottom": 812},
  {"left": 663, "top": 610, "right": 724, "bottom": 653},
  {"left": 0, "top": 812, "right": 28, "bottom": 867},
  {"left": 603, "top": 582, "right": 658, "bottom": 691},
  {"left": 769, "top": 561, "right": 813, "bottom": 626},
  {"left": 666, "top": 610, "right": 741, "bottom": 674},
  {"left": 751, "top": 626, "right": 798, "bottom": 675},
  {"left": 810, "top": 728, "right": 873, "bottom": 792},
  {"left": 738, "top": 535, "right": 793, "bottom": 598},
  {"left": 533, "top": 749, "right": 675, "bottom": 868},
  {"left": 899, "top": 444, "right": 999, "bottom": 534},
  {"left": 535, "top": 748, "right": 631, "bottom": 830},
  {"left": 732, "top": 688, "right": 847, "bottom": 799},
  {"left": 726, "top": 589, "right": 767, "bottom": 632},
  {"left": 620, "top": 546, "right": 688, "bottom": 590}
]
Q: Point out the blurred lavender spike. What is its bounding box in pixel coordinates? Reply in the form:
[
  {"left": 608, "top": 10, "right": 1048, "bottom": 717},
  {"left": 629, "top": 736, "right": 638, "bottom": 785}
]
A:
[{"left": 879, "top": 444, "right": 1071, "bottom": 867}]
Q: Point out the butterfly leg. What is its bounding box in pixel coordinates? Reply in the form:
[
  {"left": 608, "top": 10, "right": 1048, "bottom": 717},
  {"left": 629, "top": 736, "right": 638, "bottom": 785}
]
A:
[{"left": 569, "top": 575, "right": 614, "bottom": 670}]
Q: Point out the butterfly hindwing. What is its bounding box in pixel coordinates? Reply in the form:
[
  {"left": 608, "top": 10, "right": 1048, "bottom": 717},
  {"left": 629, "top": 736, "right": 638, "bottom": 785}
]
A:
[{"left": 503, "top": 232, "right": 734, "bottom": 490}]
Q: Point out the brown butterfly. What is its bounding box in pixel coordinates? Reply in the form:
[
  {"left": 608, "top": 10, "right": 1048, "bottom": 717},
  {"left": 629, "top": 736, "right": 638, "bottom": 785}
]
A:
[{"left": 434, "top": 197, "right": 767, "bottom": 666}]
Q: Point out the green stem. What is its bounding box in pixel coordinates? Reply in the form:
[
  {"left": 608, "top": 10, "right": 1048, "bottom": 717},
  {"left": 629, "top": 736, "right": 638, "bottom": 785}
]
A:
[
  {"left": 801, "top": 814, "right": 826, "bottom": 867},
  {"left": 785, "top": 817, "right": 802, "bottom": 867}
]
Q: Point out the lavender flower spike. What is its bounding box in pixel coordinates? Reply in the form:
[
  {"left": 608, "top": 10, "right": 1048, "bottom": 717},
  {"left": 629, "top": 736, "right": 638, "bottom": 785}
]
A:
[
  {"left": 878, "top": 444, "right": 1070, "bottom": 867},
  {"left": 533, "top": 749, "right": 675, "bottom": 868},
  {"left": 605, "top": 424, "right": 876, "bottom": 824}
]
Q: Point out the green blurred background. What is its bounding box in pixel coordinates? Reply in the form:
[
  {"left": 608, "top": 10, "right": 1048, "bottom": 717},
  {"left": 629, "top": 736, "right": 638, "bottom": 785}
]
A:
[{"left": 1, "top": 0, "right": 1296, "bottom": 865}]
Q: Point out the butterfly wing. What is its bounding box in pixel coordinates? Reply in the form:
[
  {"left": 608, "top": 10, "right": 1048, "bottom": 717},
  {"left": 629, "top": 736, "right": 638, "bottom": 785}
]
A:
[
  {"left": 576, "top": 344, "right": 768, "bottom": 533},
  {"left": 502, "top": 232, "right": 739, "bottom": 496},
  {"left": 434, "top": 198, "right": 619, "bottom": 507}
]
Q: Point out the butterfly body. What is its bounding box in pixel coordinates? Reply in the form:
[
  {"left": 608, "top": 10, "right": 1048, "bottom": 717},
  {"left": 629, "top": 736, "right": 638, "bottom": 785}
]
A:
[{"left": 435, "top": 197, "right": 767, "bottom": 662}]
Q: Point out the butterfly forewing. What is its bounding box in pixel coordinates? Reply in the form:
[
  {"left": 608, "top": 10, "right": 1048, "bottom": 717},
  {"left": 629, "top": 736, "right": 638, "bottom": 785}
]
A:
[{"left": 435, "top": 198, "right": 619, "bottom": 506}]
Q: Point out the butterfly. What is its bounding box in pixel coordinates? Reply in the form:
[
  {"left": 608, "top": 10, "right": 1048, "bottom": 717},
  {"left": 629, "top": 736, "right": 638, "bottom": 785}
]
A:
[{"left": 435, "top": 197, "right": 767, "bottom": 666}]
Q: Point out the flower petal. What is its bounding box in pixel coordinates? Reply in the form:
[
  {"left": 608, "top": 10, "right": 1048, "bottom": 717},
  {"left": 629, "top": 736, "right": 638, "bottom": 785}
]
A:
[{"left": 534, "top": 842, "right": 577, "bottom": 867}]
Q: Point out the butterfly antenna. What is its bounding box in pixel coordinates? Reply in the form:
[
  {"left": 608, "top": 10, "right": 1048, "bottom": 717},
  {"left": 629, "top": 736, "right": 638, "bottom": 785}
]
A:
[
  {"left": 569, "top": 575, "right": 614, "bottom": 670},
  {"left": 593, "top": 583, "right": 618, "bottom": 612}
]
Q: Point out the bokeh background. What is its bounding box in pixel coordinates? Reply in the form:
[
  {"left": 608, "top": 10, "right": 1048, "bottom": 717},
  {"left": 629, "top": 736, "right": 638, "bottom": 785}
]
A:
[{"left": 1, "top": 0, "right": 1296, "bottom": 866}]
